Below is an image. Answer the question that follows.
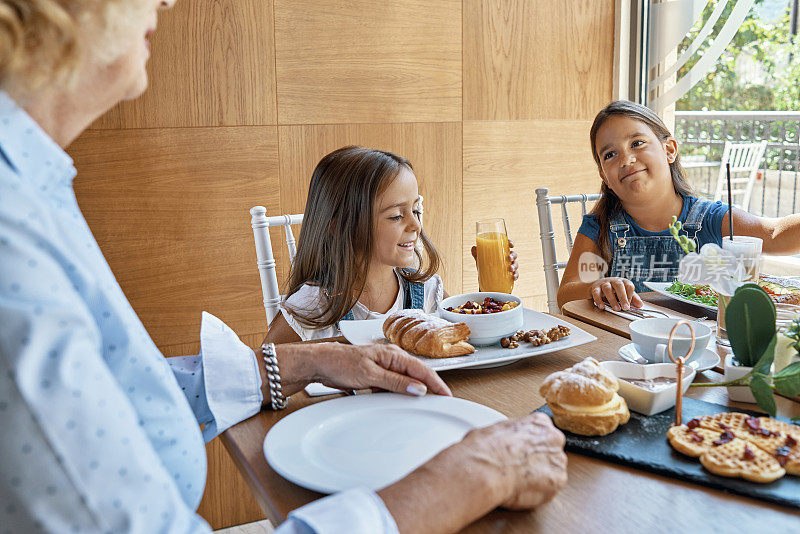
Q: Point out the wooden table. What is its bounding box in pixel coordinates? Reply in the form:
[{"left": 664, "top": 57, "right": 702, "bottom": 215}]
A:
[
  {"left": 562, "top": 292, "right": 716, "bottom": 340},
  {"left": 221, "top": 315, "right": 800, "bottom": 532}
]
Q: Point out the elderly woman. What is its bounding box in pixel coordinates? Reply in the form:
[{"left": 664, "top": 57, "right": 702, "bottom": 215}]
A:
[{"left": 0, "top": 1, "right": 568, "bottom": 533}]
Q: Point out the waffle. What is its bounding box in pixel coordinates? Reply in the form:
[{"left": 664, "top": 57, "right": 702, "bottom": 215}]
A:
[
  {"left": 699, "top": 438, "right": 785, "bottom": 483},
  {"left": 670, "top": 412, "right": 800, "bottom": 482},
  {"left": 744, "top": 418, "right": 800, "bottom": 476},
  {"left": 694, "top": 412, "right": 752, "bottom": 439},
  {"left": 667, "top": 425, "right": 723, "bottom": 457}
]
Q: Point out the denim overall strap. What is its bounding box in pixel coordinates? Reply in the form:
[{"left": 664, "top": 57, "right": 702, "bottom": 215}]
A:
[
  {"left": 608, "top": 210, "right": 630, "bottom": 248},
  {"left": 682, "top": 198, "right": 714, "bottom": 241},
  {"left": 403, "top": 277, "right": 426, "bottom": 310},
  {"left": 334, "top": 308, "right": 356, "bottom": 331}
]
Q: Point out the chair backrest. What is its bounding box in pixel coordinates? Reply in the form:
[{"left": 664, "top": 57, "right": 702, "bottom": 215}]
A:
[
  {"left": 712, "top": 140, "right": 768, "bottom": 211},
  {"left": 535, "top": 187, "right": 601, "bottom": 314},
  {"left": 250, "top": 206, "right": 303, "bottom": 326}
]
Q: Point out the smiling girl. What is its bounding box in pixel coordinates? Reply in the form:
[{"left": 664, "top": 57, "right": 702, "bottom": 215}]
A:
[
  {"left": 557, "top": 100, "right": 800, "bottom": 312},
  {"left": 265, "top": 146, "right": 518, "bottom": 343}
]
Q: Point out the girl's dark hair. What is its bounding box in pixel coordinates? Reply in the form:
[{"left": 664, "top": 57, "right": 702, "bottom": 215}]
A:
[
  {"left": 284, "top": 146, "right": 441, "bottom": 328},
  {"left": 588, "top": 100, "right": 694, "bottom": 268}
]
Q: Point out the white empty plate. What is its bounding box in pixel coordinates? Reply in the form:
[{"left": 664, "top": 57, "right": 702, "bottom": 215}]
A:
[{"left": 264, "top": 393, "right": 506, "bottom": 494}]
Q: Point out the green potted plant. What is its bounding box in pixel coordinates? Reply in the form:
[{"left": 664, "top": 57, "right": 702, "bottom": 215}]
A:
[
  {"left": 721, "top": 283, "right": 777, "bottom": 402},
  {"left": 691, "top": 285, "right": 800, "bottom": 416}
]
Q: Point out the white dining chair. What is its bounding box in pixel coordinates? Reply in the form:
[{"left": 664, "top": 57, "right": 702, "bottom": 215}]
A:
[
  {"left": 712, "top": 140, "right": 768, "bottom": 212},
  {"left": 250, "top": 206, "right": 303, "bottom": 326},
  {"left": 535, "top": 187, "right": 601, "bottom": 314}
]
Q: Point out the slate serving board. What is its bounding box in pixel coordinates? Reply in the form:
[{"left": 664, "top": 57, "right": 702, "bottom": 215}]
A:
[{"left": 535, "top": 397, "right": 800, "bottom": 508}]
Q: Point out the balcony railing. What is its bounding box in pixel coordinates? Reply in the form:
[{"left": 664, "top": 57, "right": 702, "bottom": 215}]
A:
[{"left": 674, "top": 111, "right": 800, "bottom": 218}]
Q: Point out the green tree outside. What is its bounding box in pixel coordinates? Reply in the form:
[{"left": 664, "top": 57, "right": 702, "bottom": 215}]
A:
[{"left": 677, "top": 0, "right": 799, "bottom": 112}]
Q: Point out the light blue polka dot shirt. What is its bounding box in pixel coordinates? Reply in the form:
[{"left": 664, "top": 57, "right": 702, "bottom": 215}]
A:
[{"left": 0, "top": 92, "right": 398, "bottom": 533}]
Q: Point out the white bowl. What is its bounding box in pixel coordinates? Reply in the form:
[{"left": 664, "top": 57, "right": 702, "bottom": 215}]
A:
[
  {"left": 599, "top": 361, "right": 696, "bottom": 416},
  {"left": 439, "top": 292, "right": 524, "bottom": 346},
  {"left": 629, "top": 318, "right": 712, "bottom": 364}
]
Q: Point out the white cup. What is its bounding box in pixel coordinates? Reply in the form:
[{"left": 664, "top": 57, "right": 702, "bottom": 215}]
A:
[{"left": 629, "top": 318, "right": 712, "bottom": 364}]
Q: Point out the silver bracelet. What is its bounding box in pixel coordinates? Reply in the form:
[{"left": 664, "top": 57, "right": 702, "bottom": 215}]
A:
[{"left": 262, "top": 343, "right": 288, "bottom": 410}]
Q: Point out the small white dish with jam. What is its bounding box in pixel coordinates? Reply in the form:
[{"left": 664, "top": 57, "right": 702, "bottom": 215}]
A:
[{"left": 599, "top": 361, "right": 696, "bottom": 416}]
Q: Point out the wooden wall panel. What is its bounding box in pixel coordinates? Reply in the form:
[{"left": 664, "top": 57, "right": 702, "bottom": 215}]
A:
[
  {"left": 463, "top": 0, "right": 615, "bottom": 121},
  {"left": 94, "top": 0, "right": 277, "bottom": 129},
  {"left": 70, "top": 127, "right": 280, "bottom": 347},
  {"left": 277, "top": 123, "right": 463, "bottom": 292},
  {"left": 274, "top": 0, "right": 462, "bottom": 124},
  {"left": 462, "top": 120, "right": 601, "bottom": 302}
]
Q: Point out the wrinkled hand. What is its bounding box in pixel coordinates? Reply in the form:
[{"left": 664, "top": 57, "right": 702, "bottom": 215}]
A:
[
  {"left": 309, "top": 342, "right": 452, "bottom": 397},
  {"left": 590, "top": 276, "right": 643, "bottom": 311},
  {"left": 456, "top": 413, "right": 567, "bottom": 510},
  {"left": 471, "top": 238, "right": 519, "bottom": 281}
]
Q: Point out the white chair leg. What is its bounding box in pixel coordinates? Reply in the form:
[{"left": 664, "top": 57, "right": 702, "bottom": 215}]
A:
[
  {"left": 536, "top": 188, "right": 561, "bottom": 315},
  {"left": 251, "top": 206, "right": 282, "bottom": 326}
]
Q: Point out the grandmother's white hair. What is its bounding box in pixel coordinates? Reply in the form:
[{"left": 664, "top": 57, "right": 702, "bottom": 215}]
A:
[{"left": 0, "top": 0, "right": 151, "bottom": 100}]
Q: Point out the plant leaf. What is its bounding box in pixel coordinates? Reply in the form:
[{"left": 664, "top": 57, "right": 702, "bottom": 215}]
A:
[
  {"left": 752, "top": 334, "right": 776, "bottom": 376},
  {"left": 773, "top": 362, "right": 800, "bottom": 397},
  {"left": 774, "top": 361, "right": 800, "bottom": 378},
  {"left": 749, "top": 375, "right": 776, "bottom": 417},
  {"left": 726, "top": 287, "right": 777, "bottom": 367}
]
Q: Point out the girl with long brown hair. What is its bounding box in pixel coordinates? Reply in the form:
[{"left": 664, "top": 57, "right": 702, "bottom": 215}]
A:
[
  {"left": 265, "top": 145, "right": 518, "bottom": 343},
  {"left": 557, "top": 100, "right": 800, "bottom": 312}
]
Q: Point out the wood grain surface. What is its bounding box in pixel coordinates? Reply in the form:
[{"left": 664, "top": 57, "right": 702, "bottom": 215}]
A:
[
  {"left": 274, "top": 0, "right": 462, "bottom": 124},
  {"left": 94, "top": 0, "right": 276, "bottom": 129},
  {"left": 462, "top": 119, "right": 601, "bottom": 302},
  {"left": 463, "top": 0, "right": 615, "bottom": 121},
  {"left": 221, "top": 318, "right": 800, "bottom": 532},
  {"left": 71, "top": 126, "right": 280, "bottom": 348}
]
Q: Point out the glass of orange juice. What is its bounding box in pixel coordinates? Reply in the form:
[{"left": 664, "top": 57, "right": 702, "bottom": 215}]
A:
[{"left": 476, "top": 218, "right": 514, "bottom": 293}]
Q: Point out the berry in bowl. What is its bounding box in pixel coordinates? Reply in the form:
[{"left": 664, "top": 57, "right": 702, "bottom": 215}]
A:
[{"left": 439, "top": 292, "right": 524, "bottom": 346}]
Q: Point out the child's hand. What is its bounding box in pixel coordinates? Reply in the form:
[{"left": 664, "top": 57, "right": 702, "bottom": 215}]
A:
[
  {"left": 590, "top": 277, "right": 643, "bottom": 311},
  {"left": 471, "top": 238, "right": 519, "bottom": 281}
]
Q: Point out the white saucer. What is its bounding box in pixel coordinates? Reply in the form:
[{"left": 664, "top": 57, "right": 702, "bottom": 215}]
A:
[{"left": 618, "top": 343, "right": 720, "bottom": 372}]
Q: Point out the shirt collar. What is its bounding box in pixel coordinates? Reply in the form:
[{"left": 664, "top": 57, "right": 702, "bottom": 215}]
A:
[{"left": 0, "top": 91, "right": 76, "bottom": 186}]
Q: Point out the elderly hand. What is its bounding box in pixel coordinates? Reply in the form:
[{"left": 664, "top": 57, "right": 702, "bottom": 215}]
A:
[
  {"left": 378, "top": 412, "right": 567, "bottom": 533},
  {"left": 471, "top": 238, "right": 519, "bottom": 282},
  {"left": 270, "top": 342, "right": 452, "bottom": 400},
  {"left": 457, "top": 412, "right": 568, "bottom": 510},
  {"left": 590, "top": 276, "right": 643, "bottom": 311}
]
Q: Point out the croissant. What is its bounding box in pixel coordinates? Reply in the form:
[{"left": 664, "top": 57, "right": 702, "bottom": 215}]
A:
[{"left": 383, "top": 309, "right": 475, "bottom": 358}]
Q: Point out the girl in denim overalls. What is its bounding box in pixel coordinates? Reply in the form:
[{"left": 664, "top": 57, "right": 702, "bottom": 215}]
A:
[
  {"left": 558, "top": 101, "right": 800, "bottom": 312},
  {"left": 264, "top": 146, "right": 519, "bottom": 343}
]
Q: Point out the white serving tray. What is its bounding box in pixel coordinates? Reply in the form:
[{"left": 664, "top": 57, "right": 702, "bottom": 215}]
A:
[{"left": 339, "top": 308, "right": 596, "bottom": 371}]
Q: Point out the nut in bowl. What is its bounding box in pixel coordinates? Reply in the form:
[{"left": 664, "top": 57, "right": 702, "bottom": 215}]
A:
[
  {"left": 599, "top": 361, "right": 696, "bottom": 416},
  {"left": 439, "top": 292, "right": 524, "bottom": 346}
]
